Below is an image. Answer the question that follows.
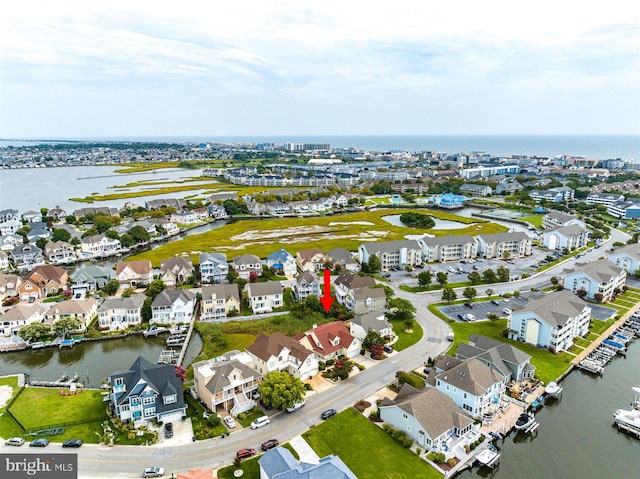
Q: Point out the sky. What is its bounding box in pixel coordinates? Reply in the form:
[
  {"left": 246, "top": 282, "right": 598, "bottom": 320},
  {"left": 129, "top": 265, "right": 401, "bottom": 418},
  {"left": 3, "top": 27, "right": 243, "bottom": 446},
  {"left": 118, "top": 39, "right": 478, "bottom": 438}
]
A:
[{"left": 1, "top": 1, "right": 639, "bottom": 137}]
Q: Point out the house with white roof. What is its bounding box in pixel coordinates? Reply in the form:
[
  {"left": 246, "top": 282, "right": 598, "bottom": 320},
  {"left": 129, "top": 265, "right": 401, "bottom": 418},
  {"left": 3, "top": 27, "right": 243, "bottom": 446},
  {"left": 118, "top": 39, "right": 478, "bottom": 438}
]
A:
[{"left": 562, "top": 259, "right": 626, "bottom": 302}]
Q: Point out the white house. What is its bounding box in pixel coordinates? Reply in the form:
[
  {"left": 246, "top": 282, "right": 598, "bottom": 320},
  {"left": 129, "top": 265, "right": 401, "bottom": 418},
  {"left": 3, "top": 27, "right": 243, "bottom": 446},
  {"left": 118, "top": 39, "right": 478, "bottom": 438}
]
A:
[
  {"left": 246, "top": 332, "right": 319, "bottom": 380},
  {"left": 293, "top": 271, "right": 320, "bottom": 302},
  {"left": 150, "top": 289, "right": 196, "bottom": 325},
  {"left": 199, "top": 252, "right": 229, "bottom": 284},
  {"left": 358, "top": 240, "right": 422, "bottom": 271},
  {"left": 81, "top": 234, "right": 121, "bottom": 257},
  {"left": 418, "top": 235, "right": 477, "bottom": 262},
  {"left": 460, "top": 183, "right": 492, "bottom": 197},
  {"left": 542, "top": 211, "right": 585, "bottom": 230},
  {"left": 232, "top": 254, "right": 263, "bottom": 280},
  {"left": 542, "top": 225, "right": 590, "bottom": 251},
  {"left": 98, "top": 293, "right": 146, "bottom": 331},
  {"left": 562, "top": 259, "right": 626, "bottom": 302},
  {"left": 266, "top": 248, "right": 297, "bottom": 277},
  {"left": 247, "top": 281, "right": 283, "bottom": 314},
  {"left": 608, "top": 243, "right": 640, "bottom": 275},
  {"left": 0, "top": 303, "right": 45, "bottom": 336},
  {"left": 475, "top": 232, "right": 532, "bottom": 259},
  {"left": 349, "top": 311, "right": 394, "bottom": 342}
]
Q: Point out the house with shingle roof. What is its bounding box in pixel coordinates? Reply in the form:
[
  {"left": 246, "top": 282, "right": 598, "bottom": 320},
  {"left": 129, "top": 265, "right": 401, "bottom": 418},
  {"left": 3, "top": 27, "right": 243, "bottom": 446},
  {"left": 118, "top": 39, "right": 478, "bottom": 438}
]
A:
[
  {"left": 43, "top": 298, "right": 98, "bottom": 331},
  {"left": 98, "top": 293, "right": 146, "bottom": 331},
  {"left": 200, "top": 283, "right": 241, "bottom": 321},
  {"left": 266, "top": 248, "right": 297, "bottom": 277},
  {"left": 475, "top": 231, "right": 532, "bottom": 259},
  {"left": 507, "top": 291, "right": 592, "bottom": 352},
  {"left": 247, "top": 281, "right": 283, "bottom": 314},
  {"left": 199, "top": 252, "right": 228, "bottom": 284},
  {"left": 295, "top": 249, "right": 329, "bottom": 273},
  {"left": 542, "top": 211, "right": 584, "bottom": 230},
  {"left": 160, "top": 256, "right": 193, "bottom": 287},
  {"left": 81, "top": 233, "right": 121, "bottom": 257},
  {"left": 418, "top": 235, "right": 477, "bottom": 262},
  {"left": 456, "top": 335, "right": 536, "bottom": 380},
  {"left": 327, "top": 247, "right": 360, "bottom": 272},
  {"left": 0, "top": 273, "right": 21, "bottom": 302},
  {"left": 293, "top": 271, "right": 320, "bottom": 302},
  {"left": 110, "top": 356, "right": 187, "bottom": 426},
  {"left": 19, "top": 264, "right": 68, "bottom": 301},
  {"left": 353, "top": 286, "right": 387, "bottom": 315},
  {"left": 115, "top": 260, "right": 153, "bottom": 287},
  {"left": 192, "top": 356, "right": 262, "bottom": 415},
  {"left": 0, "top": 250, "right": 8, "bottom": 271},
  {"left": 349, "top": 311, "right": 394, "bottom": 343},
  {"left": 379, "top": 384, "right": 476, "bottom": 457},
  {"left": 43, "top": 240, "right": 76, "bottom": 264},
  {"left": 151, "top": 289, "right": 196, "bottom": 325},
  {"left": 608, "top": 242, "right": 640, "bottom": 275},
  {"left": 232, "top": 253, "right": 263, "bottom": 280},
  {"left": 71, "top": 265, "right": 112, "bottom": 295},
  {"left": 0, "top": 303, "right": 45, "bottom": 336},
  {"left": 295, "top": 321, "right": 361, "bottom": 361},
  {"left": 11, "top": 243, "right": 45, "bottom": 272},
  {"left": 358, "top": 240, "right": 422, "bottom": 271},
  {"left": 562, "top": 259, "right": 626, "bottom": 302},
  {"left": 246, "top": 332, "right": 318, "bottom": 380},
  {"left": 259, "top": 447, "right": 357, "bottom": 479},
  {"left": 542, "top": 224, "right": 590, "bottom": 251}
]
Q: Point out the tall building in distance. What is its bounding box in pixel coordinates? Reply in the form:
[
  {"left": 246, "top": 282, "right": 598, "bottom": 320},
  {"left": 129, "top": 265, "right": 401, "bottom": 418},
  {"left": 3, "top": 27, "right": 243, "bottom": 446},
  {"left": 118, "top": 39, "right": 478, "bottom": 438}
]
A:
[{"left": 284, "top": 142, "right": 330, "bottom": 151}]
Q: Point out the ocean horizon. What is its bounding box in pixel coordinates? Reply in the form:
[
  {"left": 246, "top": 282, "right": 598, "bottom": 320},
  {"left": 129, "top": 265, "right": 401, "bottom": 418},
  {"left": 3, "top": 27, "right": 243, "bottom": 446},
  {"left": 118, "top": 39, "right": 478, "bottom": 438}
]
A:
[{"left": 1, "top": 134, "right": 638, "bottom": 159}]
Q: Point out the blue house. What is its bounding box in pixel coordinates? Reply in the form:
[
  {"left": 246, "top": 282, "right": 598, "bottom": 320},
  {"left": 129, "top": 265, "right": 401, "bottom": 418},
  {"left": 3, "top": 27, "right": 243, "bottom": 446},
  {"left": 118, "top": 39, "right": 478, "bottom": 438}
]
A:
[
  {"left": 433, "top": 193, "right": 466, "bottom": 209},
  {"left": 258, "top": 447, "right": 357, "bottom": 479},
  {"left": 266, "top": 248, "right": 297, "bottom": 276},
  {"left": 110, "top": 356, "right": 186, "bottom": 427}
]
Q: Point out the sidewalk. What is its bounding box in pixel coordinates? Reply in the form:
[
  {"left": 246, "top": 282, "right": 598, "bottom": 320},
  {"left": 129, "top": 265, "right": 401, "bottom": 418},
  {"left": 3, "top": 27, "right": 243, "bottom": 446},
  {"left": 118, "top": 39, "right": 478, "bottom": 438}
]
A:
[{"left": 289, "top": 435, "right": 320, "bottom": 464}]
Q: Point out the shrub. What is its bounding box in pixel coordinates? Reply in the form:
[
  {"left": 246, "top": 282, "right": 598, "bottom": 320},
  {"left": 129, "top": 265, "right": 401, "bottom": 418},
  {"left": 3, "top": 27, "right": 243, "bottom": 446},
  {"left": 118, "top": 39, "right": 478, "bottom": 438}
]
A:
[
  {"left": 396, "top": 371, "right": 425, "bottom": 389},
  {"left": 447, "top": 458, "right": 456, "bottom": 467},
  {"left": 368, "top": 409, "right": 380, "bottom": 421},
  {"left": 304, "top": 383, "right": 313, "bottom": 391},
  {"left": 416, "top": 447, "right": 421, "bottom": 455}
]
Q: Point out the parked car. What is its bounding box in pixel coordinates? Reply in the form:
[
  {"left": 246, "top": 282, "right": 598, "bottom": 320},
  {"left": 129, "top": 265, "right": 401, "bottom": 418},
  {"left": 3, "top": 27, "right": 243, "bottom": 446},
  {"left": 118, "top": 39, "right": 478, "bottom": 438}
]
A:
[
  {"left": 260, "top": 399, "right": 273, "bottom": 410},
  {"left": 285, "top": 401, "right": 306, "bottom": 413},
  {"left": 383, "top": 345, "right": 394, "bottom": 354},
  {"left": 491, "top": 299, "right": 500, "bottom": 305},
  {"left": 62, "top": 439, "right": 83, "bottom": 448},
  {"left": 503, "top": 308, "right": 512, "bottom": 315},
  {"left": 321, "top": 409, "right": 337, "bottom": 420},
  {"left": 251, "top": 390, "right": 261, "bottom": 400},
  {"left": 250, "top": 416, "right": 270, "bottom": 429},
  {"left": 164, "top": 422, "right": 173, "bottom": 439},
  {"left": 447, "top": 267, "right": 456, "bottom": 273},
  {"left": 464, "top": 302, "right": 474, "bottom": 308},
  {"left": 236, "top": 448, "right": 256, "bottom": 459},
  {"left": 382, "top": 273, "right": 391, "bottom": 278},
  {"left": 224, "top": 416, "right": 237, "bottom": 428},
  {"left": 457, "top": 313, "right": 465, "bottom": 320},
  {"left": 423, "top": 367, "right": 431, "bottom": 375},
  {"left": 464, "top": 313, "right": 476, "bottom": 322},
  {"left": 261, "top": 439, "right": 279, "bottom": 451},
  {"left": 29, "top": 438, "right": 49, "bottom": 447},
  {"left": 473, "top": 265, "right": 479, "bottom": 270},
  {"left": 142, "top": 467, "right": 164, "bottom": 478},
  {"left": 5, "top": 437, "right": 25, "bottom": 446}
]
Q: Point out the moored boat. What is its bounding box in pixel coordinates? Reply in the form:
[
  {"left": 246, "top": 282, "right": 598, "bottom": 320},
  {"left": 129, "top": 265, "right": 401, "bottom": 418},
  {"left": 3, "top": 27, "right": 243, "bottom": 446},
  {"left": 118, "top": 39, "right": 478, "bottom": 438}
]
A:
[{"left": 514, "top": 412, "right": 535, "bottom": 430}]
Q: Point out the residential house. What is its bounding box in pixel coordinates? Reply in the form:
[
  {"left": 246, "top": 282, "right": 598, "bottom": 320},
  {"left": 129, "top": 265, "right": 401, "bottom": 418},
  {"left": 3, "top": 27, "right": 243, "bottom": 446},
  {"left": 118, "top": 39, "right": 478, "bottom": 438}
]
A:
[
  {"left": 292, "top": 271, "right": 320, "bottom": 302},
  {"left": 131, "top": 220, "right": 157, "bottom": 236},
  {"left": 192, "top": 355, "right": 261, "bottom": 415},
  {"left": 199, "top": 252, "right": 229, "bottom": 284},
  {"left": 232, "top": 254, "right": 263, "bottom": 280},
  {"left": 562, "top": 259, "right": 626, "bottom": 302},
  {"left": 74, "top": 206, "right": 119, "bottom": 220},
  {"left": 608, "top": 242, "right": 640, "bottom": 275},
  {"left": 529, "top": 187, "right": 574, "bottom": 203},
  {"left": 43, "top": 240, "right": 76, "bottom": 264},
  {"left": 507, "top": 291, "right": 591, "bottom": 352},
  {"left": 160, "top": 256, "right": 194, "bottom": 287},
  {"left": 170, "top": 211, "right": 199, "bottom": 224},
  {"left": 259, "top": 447, "right": 357, "bottom": 479},
  {"left": 0, "top": 209, "right": 19, "bottom": 223},
  {"left": 0, "top": 303, "right": 44, "bottom": 336},
  {"left": 495, "top": 181, "right": 523, "bottom": 195},
  {"left": 10, "top": 243, "right": 45, "bottom": 271},
  {"left": 71, "top": 265, "right": 112, "bottom": 296},
  {"left": 115, "top": 260, "right": 153, "bottom": 287},
  {"left": 585, "top": 192, "right": 625, "bottom": 207},
  {"left": 455, "top": 335, "right": 536, "bottom": 381},
  {"left": 0, "top": 219, "right": 22, "bottom": 236},
  {"left": 0, "top": 273, "right": 21, "bottom": 302},
  {"left": 265, "top": 201, "right": 291, "bottom": 215},
  {"left": 419, "top": 235, "right": 477, "bottom": 262},
  {"left": 192, "top": 208, "right": 209, "bottom": 222},
  {"left": 333, "top": 271, "right": 376, "bottom": 311},
  {"left": 460, "top": 183, "right": 492, "bottom": 197},
  {"left": 48, "top": 206, "right": 67, "bottom": 221},
  {"left": 266, "top": 249, "right": 297, "bottom": 277},
  {"left": 358, "top": 240, "right": 422, "bottom": 271},
  {"left": 110, "top": 356, "right": 187, "bottom": 426},
  {"left": 151, "top": 289, "right": 196, "bottom": 325},
  {"left": 149, "top": 218, "right": 180, "bottom": 236},
  {"left": 200, "top": 283, "right": 241, "bottom": 321},
  {"left": 295, "top": 321, "right": 361, "bottom": 361},
  {"left": 542, "top": 225, "right": 590, "bottom": 251},
  {"left": 353, "top": 287, "right": 387, "bottom": 315},
  {"left": 81, "top": 234, "right": 121, "bottom": 257},
  {"left": 296, "top": 249, "right": 329, "bottom": 272},
  {"left": 247, "top": 282, "right": 283, "bottom": 314},
  {"left": 98, "top": 293, "right": 146, "bottom": 331},
  {"left": 246, "top": 332, "right": 318, "bottom": 380},
  {"left": 146, "top": 198, "right": 186, "bottom": 210},
  {"left": 379, "top": 384, "right": 476, "bottom": 457},
  {"left": 0, "top": 233, "right": 23, "bottom": 251},
  {"left": 608, "top": 199, "right": 640, "bottom": 220},
  {"left": 19, "top": 264, "right": 68, "bottom": 301},
  {"left": 26, "top": 226, "right": 51, "bottom": 243},
  {"left": 541, "top": 211, "right": 585, "bottom": 230},
  {"left": 349, "top": 311, "right": 394, "bottom": 342},
  {"left": 0, "top": 251, "right": 8, "bottom": 271},
  {"left": 43, "top": 298, "right": 98, "bottom": 332},
  {"left": 207, "top": 203, "right": 228, "bottom": 219},
  {"left": 430, "top": 193, "right": 467, "bottom": 209},
  {"left": 475, "top": 232, "right": 532, "bottom": 259},
  {"left": 327, "top": 247, "right": 360, "bottom": 272}
]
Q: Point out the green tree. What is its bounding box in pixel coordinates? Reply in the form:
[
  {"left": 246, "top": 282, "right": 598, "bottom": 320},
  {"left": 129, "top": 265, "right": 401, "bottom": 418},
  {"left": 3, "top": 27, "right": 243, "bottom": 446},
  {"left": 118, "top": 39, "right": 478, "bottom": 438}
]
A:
[
  {"left": 417, "top": 271, "right": 432, "bottom": 287},
  {"left": 482, "top": 269, "right": 497, "bottom": 283},
  {"left": 52, "top": 317, "right": 82, "bottom": 336},
  {"left": 36, "top": 237, "right": 49, "bottom": 250},
  {"left": 496, "top": 266, "right": 510, "bottom": 282},
  {"left": 362, "top": 330, "right": 385, "bottom": 350},
  {"left": 485, "top": 288, "right": 494, "bottom": 298},
  {"left": 51, "top": 228, "right": 71, "bottom": 242},
  {"left": 82, "top": 228, "right": 99, "bottom": 238},
  {"left": 141, "top": 297, "right": 153, "bottom": 322},
  {"left": 103, "top": 279, "right": 120, "bottom": 296},
  {"left": 257, "top": 371, "right": 306, "bottom": 411},
  {"left": 441, "top": 287, "right": 457, "bottom": 302},
  {"left": 501, "top": 250, "right": 511, "bottom": 260},
  {"left": 18, "top": 323, "right": 51, "bottom": 342},
  {"left": 367, "top": 255, "right": 381, "bottom": 273},
  {"left": 65, "top": 214, "right": 77, "bottom": 225},
  {"left": 70, "top": 237, "right": 80, "bottom": 246},
  {"left": 550, "top": 276, "right": 559, "bottom": 285},
  {"left": 467, "top": 271, "right": 481, "bottom": 285},
  {"left": 436, "top": 272, "right": 448, "bottom": 286},
  {"left": 105, "top": 230, "right": 120, "bottom": 240},
  {"left": 145, "top": 280, "right": 166, "bottom": 298},
  {"left": 121, "top": 287, "right": 136, "bottom": 298},
  {"left": 463, "top": 286, "right": 477, "bottom": 301},
  {"left": 40, "top": 207, "right": 49, "bottom": 220},
  {"left": 128, "top": 225, "right": 151, "bottom": 243},
  {"left": 119, "top": 233, "right": 135, "bottom": 247},
  {"left": 387, "top": 297, "right": 416, "bottom": 321}
]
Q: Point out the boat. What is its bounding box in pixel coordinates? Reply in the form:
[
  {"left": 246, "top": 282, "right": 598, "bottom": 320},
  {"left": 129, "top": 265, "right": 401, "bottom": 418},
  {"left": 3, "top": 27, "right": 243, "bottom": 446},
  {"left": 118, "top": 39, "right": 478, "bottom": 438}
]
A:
[
  {"left": 143, "top": 326, "right": 168, "bottom": 337},
  {"left": 166, "top": 335, "right": 185, "bottom": 346},
  {"left": 31, "top": 341, "right": 46, "bottom": 349},
  {"left": 613, "top": 387, "right": 640, "bottom": 438},
  {"left": 545, "top": 382, "right": 563, "bottom": 398},
  {"left": 514, "top": 412, "right": 535, "bottom": 430},
  {"left": 170, "top": 324, "right": 189, "bottom": 335},
  {"left": 475, "top": 443, "right": 500, "bottom": 469}
]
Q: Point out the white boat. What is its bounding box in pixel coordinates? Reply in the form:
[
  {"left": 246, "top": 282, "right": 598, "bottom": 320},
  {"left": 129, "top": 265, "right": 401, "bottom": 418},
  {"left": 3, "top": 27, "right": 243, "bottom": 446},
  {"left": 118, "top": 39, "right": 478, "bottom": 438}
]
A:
[
  {"left": 170, "top": 325, "right": 188, "bottom": 335},
  {"left": 612, "top": 388, "right": 640, "bottom": 438},
  {"left": 514, "top": 412, "right": 535, "bottom": 430},
  {"left": 166, "top": 335, "right": 185, "bottom": 346},
  {"left": 545, "top": 381, "right": 563, "bottom": 398},
  {"left": 476, "top": 444, "right": 500, "bottom": 469},
  {"left": 31, "top": 341, "right": 46, "bottom": 349},
  {"left": 143, "top": 326, "right": 168, "bottom": 337}
]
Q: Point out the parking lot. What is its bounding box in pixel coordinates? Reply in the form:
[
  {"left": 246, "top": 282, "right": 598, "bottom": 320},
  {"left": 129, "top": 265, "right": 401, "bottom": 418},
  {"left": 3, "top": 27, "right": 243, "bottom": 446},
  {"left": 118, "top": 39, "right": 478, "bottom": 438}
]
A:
[{"left": 438, "top": 292, "right": 542, "bottom": 322}]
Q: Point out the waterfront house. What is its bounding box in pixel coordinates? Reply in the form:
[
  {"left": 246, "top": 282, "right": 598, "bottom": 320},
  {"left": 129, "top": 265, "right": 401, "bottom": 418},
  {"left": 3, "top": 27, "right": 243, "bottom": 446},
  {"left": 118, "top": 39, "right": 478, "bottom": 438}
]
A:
[
  {"left": 608, "top": 242, "right": 640, "bottom": 275},
  {"left": 170, "top": 211, "right": 199, "bottom": 225},
  {"left": 265, "top": 200, "right": 291, "bottom": 215},
  {"left": 247, "top": 281, "right": 283, "bottom": 314},
  {"left": 562, "top": 259, "right": 626, "bottom": 302},
  {"left": 43, "top": 298, "right": 98, "bottom": 332},
  {"left": 292, "top": 271, "right": 320, "bottom": 302},
  {"left": 431, "top": 193, "right": 466, "bottom": 209},
  {"left": 150, "top": 289, "right": 196, "bottom": 325},
  {"left": 349, "top": 310, "right": 394, "bottom": 343},
  {"left": 146, "top": 198, "right": 187, "bottom": 210},
  {"left": 131, "top": 219, "right": 157, "bottom": 236},
  {"left": 149, "top": 218, "right": 180, "bottom": 236},
  {"left": 327, "top": 247, "right": 360, "bottom": 272},
  {"left": 530, "top": 187, "right": 574, "bottom": 203},
  {"left": 0, "top": 273, "right": 21, "bottom": 302},
  {"left": 159, "top": 256, "right": 194, "bottom": 287},
  {"left": 48, "top": 206, "right": 67, "bottom": 221},
  {"left": 266, "top": 248, "right": 297, "bottom": 277},
  {"left": 200, "top": 283, "right": 241, "bottom": 321},
  {"left": 0, "top": 233, "right": 23, "bottom": 251},
  {"left": 192, "top": 355, "right": 261, "bottom": 415},
  {"left": 475, "top": 232, "right": 532, "bottom": 259},
  {"left": 542, "top": 211, "right": 585, "bottom": 230},
  {"left": 199, "top": 252, "right": 229, "bottom": 284},
  {"left": 0, "top": 209, "right": 19, "bottom": 223},
  {"left": 246, "top": 332, "right": 318, "bottom": 380},
  {"left": 81, "top": 234, "right": 121, "bottom": 257},
  {"left": 258, "top": 447, "right": 357, "bottom": 479},
  {"left": 10, "top": 243, "right": 45, "bottom": 272},
  {"left": 542, "top": 224, "right": 590, "bottom": 251},
  {"left": 456, "top": 335, "right": 536, "bottom": 381},
  {"left": 110, "top": 356, "right": 187, "bottom": 427},
  {"left": 26, "top": 226, "right": 51, "bottom": 243},
  {"left": 295, "top": 321, "right": 361, "bottom": 361},
  {"left": 232, "top": 254, "right": 263, "bottom": 280},
  {"left": 460, "top": 183, "right": 492, "bottom": 197},
  {"left": 507, "top": 291, "right": 591, "bottom": 353},
  {"left": 71, "top": 265, "right": 112, "bottom": 296},
  {"left": 207, "top": 203, "right": 228, "bottom": 219},
  {"left": 418, "top": 235, "right": 477, "bottom": 262},
  {"left": 379, "top": 384, "right": 476, "bottom": 458},
  {"left": 43, "top": 240, "right": 76, "bottom": 264},
  {"left": 74, "top": 206, "right": 119, "bottom": 220},
  {"left": 19, "top": 264, "right": 68, "bottom": 301},
  {"left": 115, "top": 260, "right": 153, "bottom": 288},
  {"left": 98, "top": 293, "right": 146, "bottom": 331},
  {"left": 0, "top": 303, "right": 45, "bottom": 336},
  {"left": 358, "top": 240, "right": 422, "bottom": 271},
  {"left": 333, "top": 271, "right": 376, "bottom": 311},
  {"left": 295, "top": 249, "right": 329, "bottom": 272}
]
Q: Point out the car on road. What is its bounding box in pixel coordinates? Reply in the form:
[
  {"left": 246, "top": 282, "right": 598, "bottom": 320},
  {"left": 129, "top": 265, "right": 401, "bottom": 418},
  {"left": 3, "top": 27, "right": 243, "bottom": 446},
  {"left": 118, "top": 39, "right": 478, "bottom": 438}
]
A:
[
  {"left": 62, "top": 439, "right": 83, "bottom": 448},
  {"left": 164, "top": 422, "right": 173, "bottom": 439},
  {"left": 285, "top": 401, "right": 306, "bottom": 413},
  {"left": 250, "top": 416, "right": 270, "bottom": 429},
  {"left": 5, "top": 437, "right": 25, "bottom": 446},
  {"left": 236, "top": 448, "right": 256, "bottom": 459},
  {"left": 464, "top": 302, "right": 474, "bottom": 308},
  {"left": 260, "top": 399, "right": 273, "bottom": 410},
  {"left": 321, "top": 409, "right": 337, "bottom": 420},
  {"left": 473, "top": 265, "right": 479, "bottom": 270},
  {"left": 30, "top": 438, "right": 49, "bottom": 447},
  {"left": 224, "top": 416, "right": 237, "bottom": 428},
  {"left": 142, "top": 467, "right": 164, "bottom": 478},
  {"left": 261, "top": 439, "right": 279, "bottom": 451}
]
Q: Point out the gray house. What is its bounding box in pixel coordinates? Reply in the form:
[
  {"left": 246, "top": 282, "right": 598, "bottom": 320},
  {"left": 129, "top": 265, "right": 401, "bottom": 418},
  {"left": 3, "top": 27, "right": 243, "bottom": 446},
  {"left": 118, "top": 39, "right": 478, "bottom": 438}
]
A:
[
  {"left": 456, "top": 335, "right": 535, "bottom": 381},
  {"left": 71, "top": 265, "right": 113, "bottom": 295},
  {"left": 258, "top": 447, "right": 357, "bottom": 479}
]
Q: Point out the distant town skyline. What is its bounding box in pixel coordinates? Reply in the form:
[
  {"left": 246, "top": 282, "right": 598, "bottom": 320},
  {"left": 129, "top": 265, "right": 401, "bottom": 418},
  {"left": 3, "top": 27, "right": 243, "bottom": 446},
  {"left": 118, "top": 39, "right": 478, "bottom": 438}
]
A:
[{"left": 1, "top": 1, "right": 639, "bottom": 138}]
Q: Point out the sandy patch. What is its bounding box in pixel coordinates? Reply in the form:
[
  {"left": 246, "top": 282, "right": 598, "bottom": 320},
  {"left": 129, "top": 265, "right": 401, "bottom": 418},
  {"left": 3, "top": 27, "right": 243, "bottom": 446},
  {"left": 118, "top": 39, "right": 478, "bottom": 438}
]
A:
[
  {"left": 230, "top": 226, "right": 328, "bottom": 241},
  {"left": 328, "top": 221, "right": 374, "bottom": 226},
  {"left": 405, "top": 233, "right": 434, "bottom": 240},
  {"left": 0, "top": 385, "right": 14, "bottom": 409}
]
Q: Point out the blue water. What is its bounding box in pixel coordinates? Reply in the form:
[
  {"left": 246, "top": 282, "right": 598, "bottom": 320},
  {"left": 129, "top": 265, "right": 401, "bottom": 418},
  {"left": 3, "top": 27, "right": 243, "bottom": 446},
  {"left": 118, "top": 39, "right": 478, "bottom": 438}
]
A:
[{"left": 2, "top": 135, "right": 639, "bottom": 159}]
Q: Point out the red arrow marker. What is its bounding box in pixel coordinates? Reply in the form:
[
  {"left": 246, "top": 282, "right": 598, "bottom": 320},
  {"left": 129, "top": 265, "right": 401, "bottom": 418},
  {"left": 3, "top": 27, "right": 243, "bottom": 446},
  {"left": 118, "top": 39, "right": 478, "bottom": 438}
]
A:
[{"left": 320, "top": 269, "right": 335, "bottom": 313}]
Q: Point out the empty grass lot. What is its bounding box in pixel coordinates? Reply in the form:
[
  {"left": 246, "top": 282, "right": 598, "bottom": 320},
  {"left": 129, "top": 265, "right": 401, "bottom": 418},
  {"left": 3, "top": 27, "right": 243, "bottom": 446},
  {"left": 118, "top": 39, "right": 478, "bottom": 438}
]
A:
[
  {"left": 389, "top": 318, "right": 423, "bottom": 351},
  {"left": 303, "top": 408, "right": 440, "bottom": 479}
]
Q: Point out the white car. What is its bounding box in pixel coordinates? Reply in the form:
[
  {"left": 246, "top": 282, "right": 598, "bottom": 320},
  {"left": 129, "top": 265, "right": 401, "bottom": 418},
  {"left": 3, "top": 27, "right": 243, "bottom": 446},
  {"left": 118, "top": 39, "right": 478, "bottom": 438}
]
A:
[
  {"left": 142, "top": 467, "right": 164, "bottom": 478},
  {"left": 503, "top": 308, "right": 512, "bottom": 315},
  {"left": 464, "top": 313, "right": 476, "bottom": 322},
  {"left": 224, "top": 416, "right": 237, "bottom": 428},
  {"left": 250, "top": 416, "right": 270, "bottom": 429},
  {"left": 285, "top": 401, "right": 306, "bottom": 413},
  {"left": 5, "top": 437, "right": 25, "bottom": 446}
]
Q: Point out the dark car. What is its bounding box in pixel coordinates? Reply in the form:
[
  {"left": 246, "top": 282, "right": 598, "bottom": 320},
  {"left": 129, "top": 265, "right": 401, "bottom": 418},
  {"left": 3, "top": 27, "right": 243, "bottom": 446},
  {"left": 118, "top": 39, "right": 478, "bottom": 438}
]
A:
[
  {"left": 491, "top": 299, "right": 500, "bottom": 305},
  {"left": 261, "top": 439, "right": 279, "bottom": 451},
  {"left": 30, "top": 438, "right": 49, "bottom": 447},
  {"left": 383, "top": 345, "right": 394, "bottom": 354},
  {"left": 457, "top": 313, "right": 465, "bottom": 320},
  {"left": 236, "top": 448, "right": 256, "bottom": 459},
  {"left": 62, "top": 439, "right": 83, "bottom": 448},
  {"left": 164, "top": 422, "right": 173, "bottom": 439},
  {"left": 464, "top": 302, "right": 474, "bottom": 308},
  {"left": 260, "top": 399, "right": 273, "bottom": 410},
  {"left": 321, "top": 409, "right": 337, "bottom": 420}
]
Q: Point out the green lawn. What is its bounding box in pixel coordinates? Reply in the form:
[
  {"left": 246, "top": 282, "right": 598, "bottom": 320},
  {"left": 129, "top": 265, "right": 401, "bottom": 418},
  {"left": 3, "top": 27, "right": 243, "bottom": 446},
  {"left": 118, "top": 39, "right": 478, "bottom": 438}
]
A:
[
  {"left": 217, "top": 456, "right": 261, "bottom": 479},
  {"left": 184, "top": 393, "right": 227, "bottom": 440},
  {"left": 237, "top": 408, "right": 265, "bottom": 428},
  {"left": 389, "top": 318, "right": 423, "bottom": 351},
  {"left": 520, "top": 214, "right": 543, "bottom": 227},
  {"left": 303, "top": 408, "right": 440, "bottom": 479},
  {"left": 0, "top": 376, "right": 23, "bottom": 439}
]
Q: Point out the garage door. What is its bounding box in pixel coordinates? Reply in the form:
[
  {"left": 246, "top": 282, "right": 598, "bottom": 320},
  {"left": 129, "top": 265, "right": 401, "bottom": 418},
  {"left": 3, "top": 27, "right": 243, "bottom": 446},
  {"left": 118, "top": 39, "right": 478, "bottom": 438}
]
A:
[
  {"left": 525, "top": 319, "right": 540, "bottom": 346},
  {"left": 159, "top": 411, "right": 184, "bottom": 423}
]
